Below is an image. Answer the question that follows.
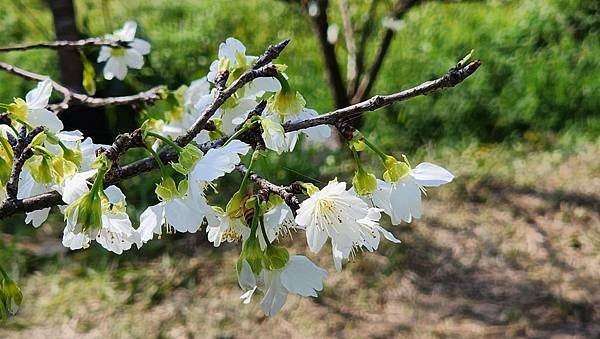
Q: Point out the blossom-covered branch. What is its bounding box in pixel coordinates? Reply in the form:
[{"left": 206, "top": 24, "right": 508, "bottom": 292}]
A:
[{"left": 0, "top": 22, "right": 481, "bottom": 319}]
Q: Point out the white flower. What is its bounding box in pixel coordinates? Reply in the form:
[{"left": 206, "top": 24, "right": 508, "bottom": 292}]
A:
[
  {"left": 206, "top": 211, "right": 250, "bottom": 247},
  {"left": 188, "top": 140, "right": 250, "bottom": 184},
  {"left": 238, "top": 255, "right": 328, "bottom": 316},
  {"left": 97, "top": 21, "right": 151, "bottom": 80},
  {"left": 372, "top": 162, "right": 454, "bottom": 224},
  {"left": 137, "top": 182, "right": 217, "bottom": 246},
  {"left": 9, "top": 79, "right": 63, "bottom": 133},
  {"left": 295, "top": 180, "right": 399, "bottom": 271},
  {"left": 258, "top": 197, "right": 301, "bottom": 249},
  {"left": 264, "top": 90, "right": 331, "bottom": 152},
  {"left": 259, "top": 117, "right": 290, "bottom": 154},
  {"left": 331, "top": 208, "right": 400, "bottom": 271},
  {"left": 207, "top": 37, "right": 280, "bottom": 97},
  {"left": 62, "top": 176, "right": 136, "bottom": 254},
  {"left": 18, "top": 134, "right": 103, "bottom": 228}
]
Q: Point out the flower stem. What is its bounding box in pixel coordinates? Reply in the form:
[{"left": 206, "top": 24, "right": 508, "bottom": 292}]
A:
[
  {"left": 350, "top": 145, "right": 364, "bottom": 172},
  {"left": 224, "top": 124, "right": 252, "bottom": 146},
  {"left": 362, "top": 136, "right": 388, "bottom": 161},
  {"left": 259, "top": 216, "right": 270, "bottom": 247},
  {"left": 239, "top": 150, "right": 259, "bottom": 193},
  {"left": 249, "top": 197, "right": 261, "bottom": 239},
  {"left": 146, "top": 131, "right": 183, "bottom": 153},
  {"left": 145, "top": 145, "right": 169, "bottom": 179}
]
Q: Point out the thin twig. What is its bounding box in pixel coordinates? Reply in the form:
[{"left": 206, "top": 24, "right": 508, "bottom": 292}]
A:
[
  {"left": 284, "top": 60, "right": 482, "bottom": 132},
  {"left": 0, "top": 38, "right": 126, "bottom": 53},
  {"left": 5, "top": 126, "right": 45, "bottom": 199},
  {"left": 0, "top": 61, "right": 163, "bottom": 113}
]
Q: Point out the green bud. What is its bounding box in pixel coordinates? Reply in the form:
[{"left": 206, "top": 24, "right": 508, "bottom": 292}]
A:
[
  {"left": 225, "top": 190, "right": 245, "bottom": 218},
  {"left": 171, "top": 144, "right": 203, "bottom": 175},
  {"left": 267, "top": 90, "right": 306, "bottom": 116},
  {"left": 263, "top": 245, "right": 289, "bottom": 270},
  {"left": 7, "top": 98, "right": 27, "bottom": 121},
  {"left": 62, "top": 143, "right": 83, "bottom": 168},
  {"left": 0, "top": 267, "right": 22, "bottom": 316},
  {"left": 208, "top": 118, "right": 226, "bottom": 140},
  {"left": 0, "top": 156, "right": 11, "bottom": 185},
  {"left": 92, "top": 153, "right": 112, "bottom": 171},
  {"left": 51, "top": 157, "right": 78, "bottom": 184},
  {"left": 300, "top": 182, "right": 320, "bottom": 196},
  {"left": 353, "top": 169, "right": 378, "bottom": 196},
  {"left": 140, "top": 118, "right": 165, "bottom": 140},
  {"left": 30, "top": 132, "right": 47, "bottom": 147},
  {"left": 239, "top": 237, "right": 264, "bottom": 275},
  {"left": 155, "top": 176, "right": 179, "bottom": 201},
  {"left": 25, "top": 155, "right": 54, "bottom": 184},
  {"left": 382, "top": 156, "right": 410, "bottom": 183},
  {"left": 64, "top": 189, "right": 103, "bottom": 233}
]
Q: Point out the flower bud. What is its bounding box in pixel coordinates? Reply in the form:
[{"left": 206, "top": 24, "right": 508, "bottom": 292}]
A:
[
  {"left": 7, "top": 98, "right": 27, "bottom": 121},
  {"left": 267, "top": 90, "right": 306, "bottom": 116},
  {"left": 64, "top": 189, "right": 103, "bottom": 233},
  {"left": 383, "top": 156, "right": 410, "bottom": 183},
  {"left": 171, "top": 144, "right": 203, "bottom": 175},
  {"left": 353, "top": 169, "right": 377, "bottom": 196},
  {"left": 155, "top": 176, "right": 179, "bottom": 201},
  {"left": 0, "top": 268, "right": 22, "bottom": 315},
  {"left": 239, "top": 237, "right": 264, "bottom": 275},
  {"left": 263, "top": 245, "right": 289, "bottom": 270},
  {"left": 25, "top": 155, "right": 54, "bottom": 184}
]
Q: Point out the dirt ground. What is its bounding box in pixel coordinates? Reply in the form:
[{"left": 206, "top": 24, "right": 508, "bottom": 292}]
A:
[{"left": 1, "top": 140, "right": 599, "bottom": 338}]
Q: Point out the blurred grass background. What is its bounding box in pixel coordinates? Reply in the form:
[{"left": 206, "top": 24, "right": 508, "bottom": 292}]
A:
[{"left": 0, "top": 0, "right": 599, "bottom": 337}]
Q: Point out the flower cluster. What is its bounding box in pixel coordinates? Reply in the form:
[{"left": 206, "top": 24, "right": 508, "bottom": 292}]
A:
[{"left": 1, "top": 25, "right": 456, "bottom": 318}]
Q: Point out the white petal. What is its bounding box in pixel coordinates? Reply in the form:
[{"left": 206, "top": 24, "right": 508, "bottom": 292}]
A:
[
  {"left": 124, "top": 49, "right": 144, "bottom": 69},
  {"left": 164, "top": 197, "right": 204, "bottom": 233},
  {"left": 219, "top": 37, "right": 246, "bottom": 62},
  {"left": 27, "top": 108, "right": 63, "bottom": 133},
  {"left": 25, "top": 79, "right": 53, "bottom": 110},
  {"left": 305, "top": 224, "right": 328, "bottom": 253},
  {"left": 138, "top": 203, "right": 165, "bottom": 245},
  {"left": 130, "top": 38, "right": 151, "bottom": 55},
  {"left": 260, "top": 270, "right": 288, "bottom": 316},
  {"left": 104, "top": 57, "right": 128, "bottom": 80},
  {"left": 281, "top": 256, "right": 327, "bottom": 297},
  {"left": 116, "top": 21, "right": 137, "bottom": 41},
  {"left": 240, "top": 286, "right": 257, "bottom": 304},
  {"left": 190, "top": 140, "right": 250, "bottom": 183},
  {"left": 410, "top": 162, "right": 454, "bottom": 187},
  {"left": 25, "top": 208, "right": 50, "bottom": 228},
  {"left": 104, "top": 185, "right": 126, "bottom": 204},
  {"left": 238, "top": 259, "right": 257, "bottom": 291},
  {"left": 97, "top": 46, "right": 111, "bottom": 62},
  {"left": 378, "top": 226, "right": 401, "bottom": 243}
]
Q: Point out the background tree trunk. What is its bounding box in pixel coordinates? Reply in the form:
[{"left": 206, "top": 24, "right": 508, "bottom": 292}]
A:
[{"left": 48, "top": 0, "right": 109, "bottom": 143}]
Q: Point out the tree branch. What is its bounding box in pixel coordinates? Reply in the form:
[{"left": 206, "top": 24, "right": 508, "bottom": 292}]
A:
[
  {"left": 5, "top": 127, "right": 45, "bottom": 199},
  {"left": 352, "top": 0, "right": 422, "bottom": 103},
  {"left": 0, "top": 61, "right": 163, "bottom": 113},
  {"left": 0, "top": 38, "right": 125, "bottom": 53},
  {"left": 304, "top": 0, "right": 350, "bottom": 109},
  {"left": 284, "top": 60, "right": 481, "bottom": 132}
]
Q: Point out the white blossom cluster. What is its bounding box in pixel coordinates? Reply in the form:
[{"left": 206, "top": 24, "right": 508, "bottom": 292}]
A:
[{"left": 0, "top": 22, "right": 454, "bottom": 317}]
